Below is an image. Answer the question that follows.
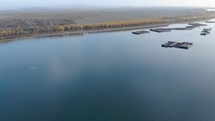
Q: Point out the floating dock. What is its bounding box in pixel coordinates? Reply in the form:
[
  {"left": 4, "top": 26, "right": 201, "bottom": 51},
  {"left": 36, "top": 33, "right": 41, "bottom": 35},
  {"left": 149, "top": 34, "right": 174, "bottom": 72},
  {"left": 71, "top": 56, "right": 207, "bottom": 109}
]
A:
[
  {"left": 161, "top": 41, "right": 193, "bottom": 49},
  {"left": 150, "top": 28, "right": 171, "bottom": 33},
  {"left": 186, "top": 25, "right": 196, "bottom": 29},
  {"left": 132, "top": 30, "right": 150, "bottom": 35},
  {"left": 151, "top": 25, "right": 196, "bottom": 32},
  {"left": 172, "top": 27, "right": 193, "bottom": 30},
  {"left": 188, "top": 23, "right": 207, "bottom": 27},
  {"left": 133, "top": 23, "right": 209, "bottom": 35},
  {"left": 205, "top": 21, "right": 215, "bottom": 23}
]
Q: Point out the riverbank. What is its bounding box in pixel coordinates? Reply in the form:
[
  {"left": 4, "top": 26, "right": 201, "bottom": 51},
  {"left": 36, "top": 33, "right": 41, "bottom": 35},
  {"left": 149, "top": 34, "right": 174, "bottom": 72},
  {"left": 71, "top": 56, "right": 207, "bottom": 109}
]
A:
[
  {"left": 0, "top": 24, "right": 169, "bottom": 44},
  {"left": 0, "top": 14, "right": 215, "bottom": 43}
]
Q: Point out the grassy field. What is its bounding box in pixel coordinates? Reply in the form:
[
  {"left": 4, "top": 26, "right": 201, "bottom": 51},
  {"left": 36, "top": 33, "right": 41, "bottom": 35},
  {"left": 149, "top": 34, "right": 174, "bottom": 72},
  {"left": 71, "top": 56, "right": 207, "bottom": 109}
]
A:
[
  {"left": 0, "top": 7, "right": 208, "bottom": 24},
  {"left": 74, "top": 7, "right": 207, "bottom": 24}
]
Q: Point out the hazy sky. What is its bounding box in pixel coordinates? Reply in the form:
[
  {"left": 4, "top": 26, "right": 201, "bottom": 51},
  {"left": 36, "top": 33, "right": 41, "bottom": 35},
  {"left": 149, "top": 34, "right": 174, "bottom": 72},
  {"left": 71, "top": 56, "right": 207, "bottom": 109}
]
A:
[{"left": 0, "top": 0, "right": 214, "bottom": 9}]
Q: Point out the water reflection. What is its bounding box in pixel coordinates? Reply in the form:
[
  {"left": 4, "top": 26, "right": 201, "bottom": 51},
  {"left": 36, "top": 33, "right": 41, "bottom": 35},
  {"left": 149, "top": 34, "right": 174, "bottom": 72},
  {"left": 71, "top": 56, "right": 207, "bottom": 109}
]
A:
[{"left": 0, "top": 32, "right": 84, "bottom": 45}]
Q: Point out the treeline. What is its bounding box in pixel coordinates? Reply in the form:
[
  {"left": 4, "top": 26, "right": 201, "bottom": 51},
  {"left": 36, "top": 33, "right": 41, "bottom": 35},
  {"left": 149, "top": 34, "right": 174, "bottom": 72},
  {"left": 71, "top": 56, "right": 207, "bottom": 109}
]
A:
[
  {"left": 179, "top": 15, "right": 215, "bottom": 22},
  {"left": 1, "top": 13, "right": 215, "bottom": 40},
  {"left": 0, "top": 26, "right": 65, "bottom": 38},
  {"left": 64, "top": 18, "right": 170, "bottom": 31}
]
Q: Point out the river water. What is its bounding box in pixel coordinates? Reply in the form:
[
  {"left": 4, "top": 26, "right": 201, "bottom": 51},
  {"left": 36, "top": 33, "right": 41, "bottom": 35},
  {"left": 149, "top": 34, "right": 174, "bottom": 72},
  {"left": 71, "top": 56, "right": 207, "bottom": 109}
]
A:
[{"left": 0, "top": 20, "right": 215, "bottom": 121}]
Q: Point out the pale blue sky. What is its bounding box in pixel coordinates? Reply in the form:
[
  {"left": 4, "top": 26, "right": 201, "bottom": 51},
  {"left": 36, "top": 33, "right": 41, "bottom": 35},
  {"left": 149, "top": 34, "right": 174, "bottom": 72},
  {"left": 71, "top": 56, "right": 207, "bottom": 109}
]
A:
[{"left": 0, "top": 0, "right": 214, "bottom": 9}]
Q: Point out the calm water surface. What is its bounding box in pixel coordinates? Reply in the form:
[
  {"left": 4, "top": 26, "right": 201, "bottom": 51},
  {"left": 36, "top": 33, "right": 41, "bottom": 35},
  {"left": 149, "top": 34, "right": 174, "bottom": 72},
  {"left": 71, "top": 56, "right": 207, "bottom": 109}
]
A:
[{"left": 1, "top": 21, "right": 215, "bottom": 121}]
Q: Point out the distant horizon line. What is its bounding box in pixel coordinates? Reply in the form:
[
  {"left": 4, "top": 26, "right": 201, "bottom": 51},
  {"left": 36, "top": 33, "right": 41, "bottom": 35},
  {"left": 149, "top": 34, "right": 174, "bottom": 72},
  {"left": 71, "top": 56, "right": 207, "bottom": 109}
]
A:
[{"left": 0, "top": 5, "right": 214, "bottom": 11}]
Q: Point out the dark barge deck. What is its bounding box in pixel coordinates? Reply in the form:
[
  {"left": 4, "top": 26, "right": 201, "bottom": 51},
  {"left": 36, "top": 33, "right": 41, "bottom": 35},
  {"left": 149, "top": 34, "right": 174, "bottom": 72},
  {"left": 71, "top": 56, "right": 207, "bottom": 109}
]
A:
[
  {"left": 132, "top": 30, "right": 150, "bottom": 35},
  {"left": 161, "top": 41, "right": 193, "bottom": 49}
]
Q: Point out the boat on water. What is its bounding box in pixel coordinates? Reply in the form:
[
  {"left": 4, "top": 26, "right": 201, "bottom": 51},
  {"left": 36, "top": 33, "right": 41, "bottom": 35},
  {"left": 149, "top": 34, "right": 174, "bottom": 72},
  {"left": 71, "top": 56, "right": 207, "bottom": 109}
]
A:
[
  {"left": 201, "top": 32, "right": 210, "bottom": 35},
  {"left": 201, "top": 28, "right": 212, "bottom": 35},
  {"left": 202, "top": 28, "right": 212, "bottom": 32},
  {"left": 205, "top": 21, "right": 215, "bottom": 23}
]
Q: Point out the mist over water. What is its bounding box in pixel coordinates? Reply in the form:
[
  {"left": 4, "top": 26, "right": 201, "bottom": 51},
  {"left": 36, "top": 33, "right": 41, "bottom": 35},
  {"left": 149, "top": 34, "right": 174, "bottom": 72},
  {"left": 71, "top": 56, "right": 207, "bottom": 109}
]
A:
[{"left": 1, "top": 21, "right": 215, "bottom": 121}]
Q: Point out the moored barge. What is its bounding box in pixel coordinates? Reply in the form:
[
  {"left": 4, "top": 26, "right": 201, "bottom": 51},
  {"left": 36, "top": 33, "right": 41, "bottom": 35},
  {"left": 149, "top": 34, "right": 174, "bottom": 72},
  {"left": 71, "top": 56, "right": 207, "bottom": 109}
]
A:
[{"left": 161, "top": 41, "right": 193, "bottom": 49}]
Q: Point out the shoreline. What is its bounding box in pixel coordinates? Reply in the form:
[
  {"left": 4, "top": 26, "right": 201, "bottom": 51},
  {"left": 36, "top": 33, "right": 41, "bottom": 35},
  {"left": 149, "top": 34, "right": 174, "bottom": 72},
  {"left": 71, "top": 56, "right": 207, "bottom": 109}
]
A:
[
  {"left": 0, "top": 24, "right": 169, "bottom": 44},
  {"left": 0, "top": 17, "right": 215, "bottom": 43}
]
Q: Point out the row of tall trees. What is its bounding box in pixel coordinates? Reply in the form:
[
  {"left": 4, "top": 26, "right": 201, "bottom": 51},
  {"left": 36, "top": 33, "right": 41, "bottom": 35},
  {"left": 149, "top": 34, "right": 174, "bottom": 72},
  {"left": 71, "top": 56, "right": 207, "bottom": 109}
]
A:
[{"left": 63, "top": 19, "right": 171, "bottom": 31}]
